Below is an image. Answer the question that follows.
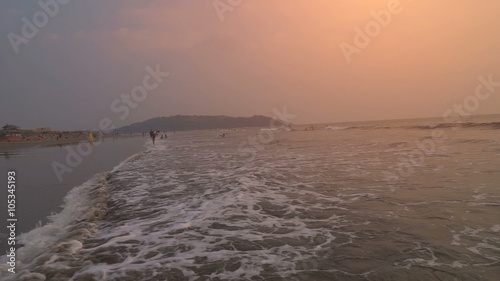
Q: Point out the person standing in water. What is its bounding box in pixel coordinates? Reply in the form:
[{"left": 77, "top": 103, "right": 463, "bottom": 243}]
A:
[{"left": 149, "top": 129, "right": 157, "bottom": 144}]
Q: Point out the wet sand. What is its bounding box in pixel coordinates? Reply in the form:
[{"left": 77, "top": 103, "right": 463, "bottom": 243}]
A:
[
  {"left": 0, "top": 137, "right": 88, "bottom": 151},
  {"left": 0, "top": 135, "right": 139, "bottom": 152}
]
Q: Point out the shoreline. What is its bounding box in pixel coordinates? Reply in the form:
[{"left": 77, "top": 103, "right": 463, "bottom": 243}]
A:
[
  {"left": 0, "top": 135, "right": 142, "bottom": 152},
  {"left": 0, "top": 136, "right": 148, "bottom": 255}
]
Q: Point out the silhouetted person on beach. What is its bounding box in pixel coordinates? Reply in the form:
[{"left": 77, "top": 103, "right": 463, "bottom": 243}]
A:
[{"left": 149, "top": 129, "right": 157, "bottom": 144}]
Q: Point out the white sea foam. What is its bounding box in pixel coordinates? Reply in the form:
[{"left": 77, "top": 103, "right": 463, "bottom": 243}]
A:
[
  {"left": 491, "top": 225, "right": 500, "bottom": 232},
  {"left": 416, "top": 123, "right": 440, "bottom": 129},
  {"left": 6, "top": 140, "right": 354, "bottom": 280},
  {"left": 0, "top": 172, "right": 109, "bottom": 279},
  {"left": 0, "top": 150, "right": 153, "bottom": 280}
]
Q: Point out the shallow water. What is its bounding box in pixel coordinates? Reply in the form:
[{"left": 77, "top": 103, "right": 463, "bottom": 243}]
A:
[{"left": 1, "top": 116, "right": 499, "bottom": 280}]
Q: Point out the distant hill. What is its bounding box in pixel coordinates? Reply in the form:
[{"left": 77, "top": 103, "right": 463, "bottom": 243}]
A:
[{"left": 114, "top": 115, "right": 276, "bottom": 133}]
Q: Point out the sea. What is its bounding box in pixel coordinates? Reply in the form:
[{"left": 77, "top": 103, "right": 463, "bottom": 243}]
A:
[{"left": 0, "top": 115, "right": 499, "bottom": 281}]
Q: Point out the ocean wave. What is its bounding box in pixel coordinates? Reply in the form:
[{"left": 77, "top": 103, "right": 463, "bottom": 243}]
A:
[
  {"left": 0, "top": 150, "right": 149, "bottom": 281},
  {"left": 324, "top": 121, "right": 500, "bottom": 131},
  {"left": 4, "top": 142, "right": 360, "bottom": 280},
  {"left": 416, "top": 123, "right": 441, "bottom": 129},
  {"left": 325, "top": 126, "right": 350, "bottom": 130},
  {"left": 0, "top": 173, "right": 109, "bottom": 280},
  {"left": 414, "top": 121, "right": 500, "bottom": 130}
]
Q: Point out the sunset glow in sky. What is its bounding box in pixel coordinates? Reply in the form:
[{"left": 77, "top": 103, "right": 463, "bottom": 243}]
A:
[{"left": 1, "top": 0, "right": 499, "bottom": 129}]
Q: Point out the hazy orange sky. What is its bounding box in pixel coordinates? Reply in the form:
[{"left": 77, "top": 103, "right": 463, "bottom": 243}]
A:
[{"left": 1, "top": 0, "right": 499, "bottom": 129}]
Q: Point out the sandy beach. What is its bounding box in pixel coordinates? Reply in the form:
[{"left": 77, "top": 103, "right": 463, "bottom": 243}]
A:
[
  {"left": 0, "top": 135, "right": 141, "bottom": 152},
  {"left": 0, "top": 137, "right": 89, "bottom": 151}
]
